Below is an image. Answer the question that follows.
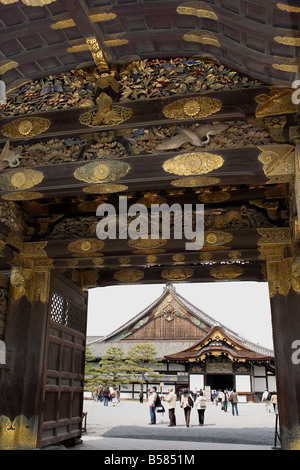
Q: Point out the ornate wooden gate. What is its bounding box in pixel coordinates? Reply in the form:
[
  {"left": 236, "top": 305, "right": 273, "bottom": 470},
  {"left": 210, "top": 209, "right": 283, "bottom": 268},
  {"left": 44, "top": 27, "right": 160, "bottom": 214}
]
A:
[{"left": 37, "top": 272, "right": 88, "bottom": 448}]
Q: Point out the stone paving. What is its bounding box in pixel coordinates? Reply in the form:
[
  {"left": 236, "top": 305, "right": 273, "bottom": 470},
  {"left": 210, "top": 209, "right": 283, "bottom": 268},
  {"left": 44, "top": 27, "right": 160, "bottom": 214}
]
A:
[{"left": 72, "top": 399, "right": 278, "bottom": 450}]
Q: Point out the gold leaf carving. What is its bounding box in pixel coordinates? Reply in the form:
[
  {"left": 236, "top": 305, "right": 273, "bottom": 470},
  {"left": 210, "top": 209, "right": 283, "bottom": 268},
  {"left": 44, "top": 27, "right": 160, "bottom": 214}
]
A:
[
  {"left": 183, "top": 30, "right": 220, "bottom": 47},
  {"left": 177, "top": 2, "right": 218, "bottom": 20},
  {"left": 86, "top": 37, "right": 109, "bottom": 72},
  {"left": 210, "top": 265, "right": 243, "bottom": 279},
  {"left": 199, "top": 191, "right": 230, "bottom": 203},
  {"left": 0, "top": 415, "right": 38, "bottom": 450},
  {"left": 0, "top": 169, "right": 44, "bottom": 192},
  {"left": 272, "top": 63, "right": 298, "bottom": 73},
  {"left": 276, "top": 3, "right": 300, "bottom": 12},
  {"left": 161, "top": 267, "right": 193, "bottom": 281},
  {"left": 255, "top": 88, "right": 297, "bottom": 118},
  {"left": 163, "top": 152, "right": 224, "bottom": 176},
  {"left": 258, "top": 145, "right": 295, "bottom": 184},
  {"left": 21, "top": 241, "right": 48, "bottom": 259},
  {"left": 89, "top": 6, "right": 117, "bottom": 22},
  {"left": 267, "top": 259, "right": 291, "bottom": 298},
  {"left": 163, "top": 97, "right": 222, "bottom": 120},
  {"left": 0, "top": 60, "right": 18, "bottom": 75},
  {"left": 113, "top": 269, "right": 144, "bottom": 282},
  {"left": 1, "top": 192, "right": 43, "bottom": 201},
  {"left": 1, "top": 118, "right": 50, "bottom": 139},
  {"left": 82, "top": 184, "right": 128, "bottom": 194},
  {"left": 257, "top": 227, "right": 291, "bottom": 246},
  {"left": 80, "top": 92, "right": 132, "bottom": 127},
  {"left": 74, "top": 161, "right": 130, "bottom": 184},
  {"left": 171, "top": 176, "right": 220, "bottom": 187},
  {"left": 274, "top": 34, "right": 300, "bottom": 47}
]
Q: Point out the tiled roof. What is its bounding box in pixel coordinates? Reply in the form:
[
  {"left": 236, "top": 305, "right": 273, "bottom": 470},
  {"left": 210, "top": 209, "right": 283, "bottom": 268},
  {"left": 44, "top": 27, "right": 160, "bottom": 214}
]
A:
[{"left": 87, "top": 339, "right": 198, "bottom": 360}]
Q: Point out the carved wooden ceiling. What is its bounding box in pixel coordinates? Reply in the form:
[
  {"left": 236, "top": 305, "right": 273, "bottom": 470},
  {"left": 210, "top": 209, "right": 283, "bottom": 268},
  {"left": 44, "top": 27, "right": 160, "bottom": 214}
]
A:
[
  {"left": 1, "top": 0, "right": 300, "bottom": 87},
  {"left": 0, "top": 0, "right": 299, "bottom": 289}
]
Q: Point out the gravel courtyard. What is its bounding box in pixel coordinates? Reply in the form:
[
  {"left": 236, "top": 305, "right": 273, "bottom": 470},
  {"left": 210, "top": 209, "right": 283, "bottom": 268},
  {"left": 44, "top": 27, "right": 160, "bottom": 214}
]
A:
[{"left": 80, "top": 399, "right": 277, "bottom": 450}]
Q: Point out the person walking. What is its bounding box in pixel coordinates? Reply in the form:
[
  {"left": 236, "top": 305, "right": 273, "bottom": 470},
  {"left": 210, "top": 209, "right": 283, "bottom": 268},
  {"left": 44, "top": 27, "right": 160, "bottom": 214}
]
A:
[
  {"left": 195, "top": 390, "right": 207, "bottom": 425},
  {"left": 165, "top": 387, "right": 177, "bottom": 427},
  {"left": 229, "top": 388, "right": 239, "bottom": 416},
  {"left": 181, "top": 388, "right": 194, "bottom": 427},
  {"left": 139, "top": 389, "right": 144, "bottom": 404},
  {"left": 148, "top": 386, "right": 158, "bottom": 424}
]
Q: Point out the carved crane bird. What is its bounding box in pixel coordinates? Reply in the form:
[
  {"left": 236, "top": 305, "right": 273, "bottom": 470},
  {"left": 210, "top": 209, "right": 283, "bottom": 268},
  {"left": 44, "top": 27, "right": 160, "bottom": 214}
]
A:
[
  {"left": 157, "top": 123, "right": 228, "bottom": 151},
  {"left": 0, "top": 141, "right": 22, "bottom": 170}
]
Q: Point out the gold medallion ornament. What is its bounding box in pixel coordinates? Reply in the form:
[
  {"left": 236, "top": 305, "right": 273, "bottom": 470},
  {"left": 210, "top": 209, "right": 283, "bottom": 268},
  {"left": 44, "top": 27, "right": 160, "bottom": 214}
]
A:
[
  {"left": 1, "top": 118, "right": 50, "bottom": 139},
  {"left": 68, "top": 239, "right": 105, "bottom": 254},
  {"left": 163, "top": 97, "right": 222, "bottom": 120},
  {"left": 205, "top": 231, "right": 233, "bottom": 246},
  {"left": 210, "top": 265, "right": 243, "bottom": 279},
  {"left": 161, "top": 267, "right": 193, "bottom": 281},
  {"left": 74, "top": 161, "right": 130, "bottom": 184},
  {"left": 171, "top": 176, "right": 220, "bottom": 187},
  {"left": 113, "top": 269, "right": 144, "bottom": 282},
  {"left": 0, "top": 169, "right": 44, "bottom": 192},
  {"left": 163, "top": 152, "right": 224, "bottom": 176}
]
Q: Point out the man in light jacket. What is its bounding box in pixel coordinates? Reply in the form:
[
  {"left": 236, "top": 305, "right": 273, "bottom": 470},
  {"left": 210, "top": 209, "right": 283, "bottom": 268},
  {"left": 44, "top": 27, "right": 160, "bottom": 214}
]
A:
[
  {"left": 148, "top": 386, "right": 158, "bottom": 424},
  {"left": 165, "top": 387, "right": 177, "bottom": 426}
]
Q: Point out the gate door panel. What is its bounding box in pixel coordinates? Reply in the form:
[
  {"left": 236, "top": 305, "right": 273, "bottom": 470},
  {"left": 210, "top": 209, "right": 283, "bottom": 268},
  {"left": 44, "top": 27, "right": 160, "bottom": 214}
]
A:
[{"left": 38, "top": 272, "right": 88, "bottom": 448}]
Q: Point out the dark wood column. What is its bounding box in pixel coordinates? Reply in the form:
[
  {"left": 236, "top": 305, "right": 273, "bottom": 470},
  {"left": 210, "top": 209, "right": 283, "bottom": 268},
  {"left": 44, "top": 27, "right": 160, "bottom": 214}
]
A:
[
  {"left": 0, "top": 263, "right": 51, "bottom": 450},
  {"left": 267, "top": 257, "right": 300, "bottom": 450}
]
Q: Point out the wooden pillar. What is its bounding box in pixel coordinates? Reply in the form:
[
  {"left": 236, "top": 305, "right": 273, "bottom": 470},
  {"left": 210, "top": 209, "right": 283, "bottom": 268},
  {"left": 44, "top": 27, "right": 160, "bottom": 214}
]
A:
[
  {"left": 0, "top": 263, "right": 51, "bottom": 450},
  {"left": 267, "top": 256, "right": 300, "bottom": 450}
]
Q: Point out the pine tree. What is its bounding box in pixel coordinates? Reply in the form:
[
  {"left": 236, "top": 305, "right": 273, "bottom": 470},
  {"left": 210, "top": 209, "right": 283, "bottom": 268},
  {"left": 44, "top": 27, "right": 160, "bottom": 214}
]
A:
[
  {"left": 98, "top": 346, "right": 131, "bottom": 387},
  {"left": 126, "top": 343, "right": 162, "bottom": 390}
]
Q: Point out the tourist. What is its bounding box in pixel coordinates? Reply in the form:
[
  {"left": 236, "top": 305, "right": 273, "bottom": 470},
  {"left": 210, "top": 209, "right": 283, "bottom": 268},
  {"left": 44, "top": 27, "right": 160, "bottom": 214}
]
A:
[
  {"left": 112, "top": 387, "right": 118, "bottom": 406},
  {"left": 139, "top": 389, "right": 144, "bottom": 404},
  {"left": 156, "top": 396, "right": 165, "bottom": 423},
  {"left": 165, "top": 387, "right": 177, "bottom": 427},
  {"left": 148, "top": 386, "right": 158, "bottom": 424},
  {"left": 98, "top": 387, "right": 104, "bottom": 402},
  {"left": 222, "top": 390, "right": 228, "bottom": 412},
  {"left": 92, "top": 385, "right": 99, "bottom": 402},
  {"left": 103, "top": 386, "right": 110, "bottom": 406},
  {"left": 261, "top": 389, "right": 270, "bottom": 412},
  {"left": 229, "top": 388, "right": 239, "bottom": 416},
  {"left": 271, "top": 392, "right": 277, "bottom": 412},
  {"left": 181, "top": 388, "right": 194, "bottom": 427},
  {"left": 195, "top": 390, "right": 207, "bottom": 425}
]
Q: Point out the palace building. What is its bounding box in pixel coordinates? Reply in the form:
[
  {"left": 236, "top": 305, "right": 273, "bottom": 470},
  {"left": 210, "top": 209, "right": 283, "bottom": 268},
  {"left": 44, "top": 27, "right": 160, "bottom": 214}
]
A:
[{"left": 87, "top": 285, "right": 275, "bottom": 401}]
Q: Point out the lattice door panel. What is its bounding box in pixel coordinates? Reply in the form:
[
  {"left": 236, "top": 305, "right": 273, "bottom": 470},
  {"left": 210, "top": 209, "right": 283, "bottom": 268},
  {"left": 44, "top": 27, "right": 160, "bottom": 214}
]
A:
[{"left": 38, "top": 272, "right": 88, "bottom": 448}]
